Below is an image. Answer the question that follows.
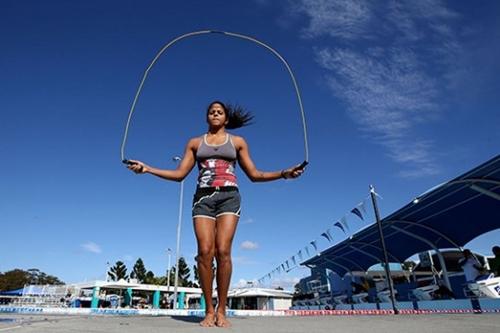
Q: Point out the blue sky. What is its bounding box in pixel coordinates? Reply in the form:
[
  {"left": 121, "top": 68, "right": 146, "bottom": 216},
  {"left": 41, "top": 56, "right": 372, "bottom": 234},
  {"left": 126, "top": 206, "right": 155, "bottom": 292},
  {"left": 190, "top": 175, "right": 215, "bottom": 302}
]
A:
[{"left": 1, "top": 0, "right": 499, "bottom": 290}]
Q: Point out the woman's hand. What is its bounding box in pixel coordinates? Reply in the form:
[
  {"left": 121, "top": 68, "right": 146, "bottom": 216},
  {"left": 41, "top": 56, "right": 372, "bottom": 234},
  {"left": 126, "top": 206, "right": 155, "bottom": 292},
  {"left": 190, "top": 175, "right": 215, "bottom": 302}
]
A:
[
  {"left": 127, "top": 160, "right": 149, "bottom": 174},
  {"left": 282, "top": 164, "right": 305, "bottom": 179}
]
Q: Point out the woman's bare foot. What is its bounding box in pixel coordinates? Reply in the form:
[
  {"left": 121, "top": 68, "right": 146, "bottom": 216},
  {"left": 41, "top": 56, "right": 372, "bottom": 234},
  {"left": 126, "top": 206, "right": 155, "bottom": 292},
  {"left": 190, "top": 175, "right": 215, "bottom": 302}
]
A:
[
  {"left": 215, "top": 312, "right": 231, "bottom": 328},
  {"left": 199, "top": 312, "right": 216, "bottom": 327}
]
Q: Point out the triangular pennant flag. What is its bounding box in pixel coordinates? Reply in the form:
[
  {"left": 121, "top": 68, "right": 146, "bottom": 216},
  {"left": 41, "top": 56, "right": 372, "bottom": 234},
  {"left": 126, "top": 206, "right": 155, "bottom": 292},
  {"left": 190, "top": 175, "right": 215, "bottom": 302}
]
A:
[
  {"left": 326, "top": 229, "right": 333, "bottom": 241},
  {"left": 310, "top": 240, "right": 318, "bottom": 251},
  {"left": 292, "top": 256, "right": 297, "bottom": 265},
  {"left": 351, "top": 207, "right": 364, "bottom": 221},
  {"left": 321, "top": 231, "right": 332, "bottom": 242},
  {"left": 298, "top": 250, "right": 303, "bottom": 261},
  {"left": 286, "top": 260, "right": 290, "bottom": 269},
  {"left": 334, "top": 221, "right": 346, "bottom": 234},
  {"left": 305, "top": 246, "right": 310, "bottom": 257},
  {"left": 281, "top": 263, "right": 285, "bottom": 271},
  {"left": 277, "top": 266, "right": 281, "bottom": 273},
  {"left": 341, "top": 216, "right": 350, "bottom": 232}
]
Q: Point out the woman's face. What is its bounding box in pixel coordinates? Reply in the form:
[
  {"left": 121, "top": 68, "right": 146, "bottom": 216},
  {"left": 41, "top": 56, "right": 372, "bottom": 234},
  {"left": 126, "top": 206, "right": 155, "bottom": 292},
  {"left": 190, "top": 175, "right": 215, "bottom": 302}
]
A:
[{"left": 207, "top": 103, "right": 228, "bottom": 127}]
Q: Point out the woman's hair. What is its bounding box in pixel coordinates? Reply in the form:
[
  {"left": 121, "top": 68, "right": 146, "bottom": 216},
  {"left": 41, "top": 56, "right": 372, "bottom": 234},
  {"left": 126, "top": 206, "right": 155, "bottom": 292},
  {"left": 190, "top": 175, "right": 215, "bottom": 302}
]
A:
[{"left": 207, "top": 101, "right": 254, "bottom": 129}]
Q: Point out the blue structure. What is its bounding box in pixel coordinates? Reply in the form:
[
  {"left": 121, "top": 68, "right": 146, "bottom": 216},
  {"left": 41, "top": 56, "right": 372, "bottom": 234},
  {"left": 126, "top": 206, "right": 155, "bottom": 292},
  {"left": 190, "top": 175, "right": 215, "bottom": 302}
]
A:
[
  {"left": 91, "top": 287, "right": 100, "bottom": 308},
  {"left": 300, "top": 154, "right": 500, "bottom": 307}
]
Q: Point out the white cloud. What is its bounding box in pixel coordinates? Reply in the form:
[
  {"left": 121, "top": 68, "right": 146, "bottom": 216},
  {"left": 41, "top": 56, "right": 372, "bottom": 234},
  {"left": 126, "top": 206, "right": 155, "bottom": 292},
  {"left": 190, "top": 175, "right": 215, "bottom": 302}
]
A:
[
  {"left": 240, "top": 217, "right": 255, "bottom": 225},
  {"left": 81, "top": 241, "right": 101, "bottom": 254},
  {"left": 269, "top": 276, "right": 301, "bottom": 290},
  {"left": 232, "top": 278, "right": 259, "bottom": 288},
  {"left": 288, "top": 0, "right": 462, "bottom": 177},
  {"left": 240, "top": 241, "right": 259, "bottom": 250},
  {"left": 294, "top": 0, "right": 372, "bottom": 39}
]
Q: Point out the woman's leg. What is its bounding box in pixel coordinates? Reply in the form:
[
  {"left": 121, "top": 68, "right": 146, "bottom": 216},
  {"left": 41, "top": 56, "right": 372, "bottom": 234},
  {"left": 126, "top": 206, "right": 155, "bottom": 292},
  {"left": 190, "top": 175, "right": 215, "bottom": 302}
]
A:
[
  {"left": 193, "top": 217, "right": 216, "bottom": 327},
  {"left": 214, "top": 214, "right": 239, "bottom": 327}
]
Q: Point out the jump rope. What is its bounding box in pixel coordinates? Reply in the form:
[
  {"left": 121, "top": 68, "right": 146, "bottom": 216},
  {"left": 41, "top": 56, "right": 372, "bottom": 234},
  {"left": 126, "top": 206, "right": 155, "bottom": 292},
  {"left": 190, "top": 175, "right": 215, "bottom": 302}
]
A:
[{"left": 120, "top": 30, "right": 309, "bottom": 170}]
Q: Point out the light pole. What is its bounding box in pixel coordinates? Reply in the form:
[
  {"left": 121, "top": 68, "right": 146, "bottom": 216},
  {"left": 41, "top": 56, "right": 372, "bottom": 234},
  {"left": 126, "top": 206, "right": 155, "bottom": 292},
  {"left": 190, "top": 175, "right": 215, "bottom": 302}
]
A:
[
  {"left": 172, "top": 156, "right": 184, "bottom": 309},
  {"left": 166, "top": 248, "right": 172, "bottom": 290},
  {"left": 105, "top": 262, "right": 110, "bottom": 282}
]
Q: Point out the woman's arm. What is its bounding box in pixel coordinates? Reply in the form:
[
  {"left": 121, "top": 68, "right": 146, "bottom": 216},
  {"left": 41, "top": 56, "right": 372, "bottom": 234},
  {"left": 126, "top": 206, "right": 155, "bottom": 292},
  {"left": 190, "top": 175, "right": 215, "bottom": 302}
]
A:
[
  {"left": 127, "top": 138, "right": 199, "bottom": 181},
  {"left": 233, "top": 136, "right": 304, "bottom": 182}
]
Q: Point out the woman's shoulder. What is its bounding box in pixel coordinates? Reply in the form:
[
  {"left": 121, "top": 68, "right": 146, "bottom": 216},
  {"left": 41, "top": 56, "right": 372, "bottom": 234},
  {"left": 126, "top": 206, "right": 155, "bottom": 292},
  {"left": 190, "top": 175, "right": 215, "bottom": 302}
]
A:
[
  {"left": 229, "top": 134, "right": 247, "bottom": 147},
  {"left": 187, "top": 136, "right": 203, "bottom": 147}
]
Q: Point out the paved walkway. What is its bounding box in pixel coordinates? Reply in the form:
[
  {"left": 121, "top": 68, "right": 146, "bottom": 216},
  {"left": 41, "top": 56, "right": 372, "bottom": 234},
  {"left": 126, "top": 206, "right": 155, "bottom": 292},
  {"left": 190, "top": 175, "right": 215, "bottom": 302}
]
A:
[{"left": 1, "top": 313, "right": 500, "bottom": 332}]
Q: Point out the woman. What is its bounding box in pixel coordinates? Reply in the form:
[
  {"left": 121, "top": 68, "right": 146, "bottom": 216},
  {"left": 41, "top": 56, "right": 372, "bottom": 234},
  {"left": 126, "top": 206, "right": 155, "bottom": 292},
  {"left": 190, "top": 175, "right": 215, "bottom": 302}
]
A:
[{"left": 127, "top": 101, "right": 304, "bottom": 327}]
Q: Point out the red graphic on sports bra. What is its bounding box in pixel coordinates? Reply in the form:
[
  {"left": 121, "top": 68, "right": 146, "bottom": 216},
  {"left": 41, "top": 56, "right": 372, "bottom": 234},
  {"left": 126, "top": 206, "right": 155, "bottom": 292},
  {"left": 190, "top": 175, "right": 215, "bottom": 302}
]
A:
[{"left": 197, "top": 159, "right": 237, "bottom": 188}]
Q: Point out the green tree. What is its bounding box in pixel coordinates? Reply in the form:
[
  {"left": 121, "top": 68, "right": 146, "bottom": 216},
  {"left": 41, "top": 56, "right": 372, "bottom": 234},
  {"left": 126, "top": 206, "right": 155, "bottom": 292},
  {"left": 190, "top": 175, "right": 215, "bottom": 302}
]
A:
[
  {"left": 108, "top": 261, "right": 128, "bottom": 281},
  {"left": 293, "top": 283, "right": 303, "bottom": 295},
  {"left": 0, "top": 269, "right": 30, "bottom": 291},
  {"left": 192, "top": 258, "right": 215, "bottom": 288},
  {"left": 130, "top": 258, "right": 147, "bottom": 283},
  {"left": 193, "top": 264, "right": 200, "bottom": 288},
  {"left": 169, "top": 257, "right": 192, "bottom": 287},
  {"left": 0, "top": 269, "right": 64, "bottom": 291},
  {"left": 143, "top": 270, "right": 156, "bottom": 284},
  {"left": 27, "top": 268, "right": 64, "bottom": 285},
  {"left": 178, "top": 257, "right": 191, "bottom": 287}
]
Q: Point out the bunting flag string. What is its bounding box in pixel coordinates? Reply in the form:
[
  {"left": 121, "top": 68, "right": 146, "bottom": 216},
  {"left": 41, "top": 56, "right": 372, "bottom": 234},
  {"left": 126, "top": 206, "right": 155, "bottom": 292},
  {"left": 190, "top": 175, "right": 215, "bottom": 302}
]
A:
[{"left": 257, "top": 192, "right": 377, "bottom": 286}]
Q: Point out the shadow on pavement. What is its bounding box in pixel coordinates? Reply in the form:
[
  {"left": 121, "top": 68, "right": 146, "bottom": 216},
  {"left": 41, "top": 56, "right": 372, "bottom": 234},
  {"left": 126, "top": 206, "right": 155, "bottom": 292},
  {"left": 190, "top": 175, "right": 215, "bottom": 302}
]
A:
[{"left": 170, "top": 316, "right": 203, "bottom": 323}]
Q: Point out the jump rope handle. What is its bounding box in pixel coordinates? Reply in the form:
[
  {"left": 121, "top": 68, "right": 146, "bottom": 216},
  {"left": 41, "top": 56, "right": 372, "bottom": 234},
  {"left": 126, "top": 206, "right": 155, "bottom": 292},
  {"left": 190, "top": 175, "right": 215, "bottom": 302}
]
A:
[
  {"left": 297, "top": 160, "right": 309, "bottom": 170},
  {"left": 122, "top": 159, "right": 144, "bottom": 172}
]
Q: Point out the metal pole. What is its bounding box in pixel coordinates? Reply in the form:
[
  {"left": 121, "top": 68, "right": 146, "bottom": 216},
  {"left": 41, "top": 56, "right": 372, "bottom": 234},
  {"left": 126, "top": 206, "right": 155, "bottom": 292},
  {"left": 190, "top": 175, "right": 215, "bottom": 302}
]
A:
[
  {"left": 173, "top": 156, "right": 184, "bottom": 309},
  {"left": 167, "top": 249, "right": 172, "bottom": 290},
  {"left": 105, "top": 262, "right": 110, "bottom": 282},
  {"left": 369, "top": 185, "right": 398, "bottom": 314}
]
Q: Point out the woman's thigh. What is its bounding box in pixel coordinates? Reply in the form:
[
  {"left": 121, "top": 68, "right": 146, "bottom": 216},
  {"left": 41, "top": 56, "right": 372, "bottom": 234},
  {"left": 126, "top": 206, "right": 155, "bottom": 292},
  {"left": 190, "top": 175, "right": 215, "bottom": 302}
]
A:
[
  {"left": 215, "top": 214, "right": 239, "bottom": 252},
  {"left": 193, "top": 217, "right": 217, "bottom": 252}
]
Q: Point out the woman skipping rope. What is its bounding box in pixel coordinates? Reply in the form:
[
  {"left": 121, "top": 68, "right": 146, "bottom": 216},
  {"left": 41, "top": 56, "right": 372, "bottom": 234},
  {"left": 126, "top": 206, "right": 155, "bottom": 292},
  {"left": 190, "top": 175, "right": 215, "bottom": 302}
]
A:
[{"left": 127, "top": 101, "right": 305, "bottom": 327}]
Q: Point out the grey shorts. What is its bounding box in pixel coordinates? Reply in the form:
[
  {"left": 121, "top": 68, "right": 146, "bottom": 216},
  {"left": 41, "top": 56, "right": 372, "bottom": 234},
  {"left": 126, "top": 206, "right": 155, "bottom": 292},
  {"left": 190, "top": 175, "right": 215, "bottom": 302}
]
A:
[{"left": 192, "top": 187, "right": 241, "bottom": 220}]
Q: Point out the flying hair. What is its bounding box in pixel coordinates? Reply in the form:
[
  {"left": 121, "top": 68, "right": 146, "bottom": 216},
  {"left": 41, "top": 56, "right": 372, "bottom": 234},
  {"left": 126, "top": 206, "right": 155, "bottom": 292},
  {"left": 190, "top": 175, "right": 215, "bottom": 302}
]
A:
[{"left": 207, "top": 101, "right": 254, "bottom": 129}]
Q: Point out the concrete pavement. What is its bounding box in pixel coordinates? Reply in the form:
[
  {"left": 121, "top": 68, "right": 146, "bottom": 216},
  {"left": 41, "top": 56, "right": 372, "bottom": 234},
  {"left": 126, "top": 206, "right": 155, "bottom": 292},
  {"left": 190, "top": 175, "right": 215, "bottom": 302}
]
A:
[{"left": 1, "top": 313, "right": 500, "bottom": 332}]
